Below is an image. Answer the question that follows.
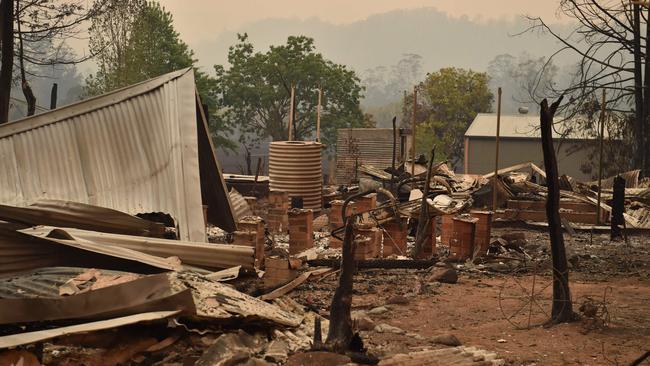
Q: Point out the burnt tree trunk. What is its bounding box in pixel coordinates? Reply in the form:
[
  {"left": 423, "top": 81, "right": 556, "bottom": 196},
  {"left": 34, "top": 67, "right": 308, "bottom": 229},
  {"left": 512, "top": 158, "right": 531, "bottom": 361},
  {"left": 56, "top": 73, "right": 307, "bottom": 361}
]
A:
[
  {"left": 632, "top": 4, "right": 645, "bottom": 172},
  {"left": 611, "top": 175, "right": 625, "bottom": 241},
  {"left": 639, "top": 7, "right": 650, "bottom": 176},
  {"left": 540, "top": 96, "right": 574, "bottom": 323},
  {"left": 0, "top": 0, "right": 15, "bottom": 123},
  {"left": 412, "top": 148, "right": 435, "bottom": 258},
  {"left": 16, "top": 0, "right": 35, "bottom": 117},
  {"left": 325, "top": 220, "right": 355, "bottom": 352}
]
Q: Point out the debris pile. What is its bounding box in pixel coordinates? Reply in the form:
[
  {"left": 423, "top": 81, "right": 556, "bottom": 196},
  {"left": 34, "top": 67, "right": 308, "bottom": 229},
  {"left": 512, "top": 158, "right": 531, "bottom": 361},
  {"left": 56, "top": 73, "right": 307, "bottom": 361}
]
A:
[{"left": 2, "top": 72, "right": 647, "bottom": 365}]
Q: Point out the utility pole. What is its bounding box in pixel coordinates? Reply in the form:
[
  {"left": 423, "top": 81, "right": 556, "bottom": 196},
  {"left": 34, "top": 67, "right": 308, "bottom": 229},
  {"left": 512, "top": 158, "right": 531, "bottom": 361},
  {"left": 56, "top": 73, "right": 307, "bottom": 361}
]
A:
[
  {"left": 288, "top": 84, "right": 295, "bottom": 141},
  {"left": 492, "top": 87, "right": 502, "bottom": 211},
  {"left": 411, "top": 86, "right": 417, "bottom": 175},
  {"left": 596, "top": 89, "right": 606, "bottom": 225},
  {"left": 316, "top": 87, "right": 322, "bottom": 142}
]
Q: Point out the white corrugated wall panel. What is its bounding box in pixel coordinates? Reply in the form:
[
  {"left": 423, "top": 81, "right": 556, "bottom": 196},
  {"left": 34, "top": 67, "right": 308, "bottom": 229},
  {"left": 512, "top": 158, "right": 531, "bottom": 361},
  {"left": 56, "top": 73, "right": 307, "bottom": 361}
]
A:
[{"left": 0, "top": 69, "right": 209, "bottom": 241}]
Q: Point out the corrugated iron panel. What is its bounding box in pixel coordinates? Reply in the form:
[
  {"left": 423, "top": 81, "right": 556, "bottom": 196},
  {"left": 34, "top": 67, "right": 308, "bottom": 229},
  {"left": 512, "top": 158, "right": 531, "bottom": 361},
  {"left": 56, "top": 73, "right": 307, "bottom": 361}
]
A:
[
  {"left": 335, "top": 129, "right": 403, "bottom": 185},
  {"left": 0, "top": 69, "right": 235, "bottom": 241},
  {"left": 23, "top": 226, "right": 256, "bottom": 271},
  {"left": 0, "top": 267, "right": 135, "bottom": 299},
  {"left": 229, "top": 188, "right": 253, "bottom": 221}
]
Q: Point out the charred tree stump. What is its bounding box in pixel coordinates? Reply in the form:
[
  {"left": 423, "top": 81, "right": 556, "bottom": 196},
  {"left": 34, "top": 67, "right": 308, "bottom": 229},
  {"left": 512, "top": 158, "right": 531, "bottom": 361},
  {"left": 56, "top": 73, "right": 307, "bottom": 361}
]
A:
[
  {"left": 540, "top": 96, "right": 575, "bottom": 323},
  {"left": 611, "top": 175, "right": 625, "bottom": 241},
  {"left": 411, "top": 148, "right": 435, "bottom": 258},
  {"left": 325, "top": 220, "right": 356, "bottom": 352},
  {"left": 312, "top": 316, "right": 323, "bottom": 350}
]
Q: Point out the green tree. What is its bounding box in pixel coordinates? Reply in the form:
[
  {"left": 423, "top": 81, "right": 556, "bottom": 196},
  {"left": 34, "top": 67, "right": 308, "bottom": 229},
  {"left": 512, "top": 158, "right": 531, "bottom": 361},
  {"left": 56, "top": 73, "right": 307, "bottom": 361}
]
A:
[
  {"left": 84, "top": 1, "right": 234, "bottom": 149},
  {"left": 404, "top": 67, "right": 493, "bottom": 166},
  {"left": 213, "top": 34, "right": 364, "bottom": 150}
]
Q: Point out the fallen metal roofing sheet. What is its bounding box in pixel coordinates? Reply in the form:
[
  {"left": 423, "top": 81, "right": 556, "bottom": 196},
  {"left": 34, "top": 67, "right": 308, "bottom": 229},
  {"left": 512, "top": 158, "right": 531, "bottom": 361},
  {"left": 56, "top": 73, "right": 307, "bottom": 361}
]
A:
[
  {"left": 0, "top": 68, "right": 235, "bottom": 241},
  {"left": 0, "top": 227, "right": 179, "bottom": 276},
  {"left": 0, "top": 273, "right": 195, "bottom": 325},
  {"left": 0, "top": 311, "right": 181, "bottom": 349},
  {"left": 0, "top": 267, "right": 133, "bottom": 299},
  {"left": 0, "top": 200, "right": 166, "bottom": 237},
  {"left": 22, "top": 226, "right": 256, "bottom": 270}
]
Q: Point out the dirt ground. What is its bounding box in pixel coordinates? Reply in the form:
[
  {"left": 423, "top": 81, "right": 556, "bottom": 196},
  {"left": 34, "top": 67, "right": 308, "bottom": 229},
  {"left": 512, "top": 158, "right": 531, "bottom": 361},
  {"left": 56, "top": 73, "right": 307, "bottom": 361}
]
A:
[{"left": 290, "top": 228, "right": 650, "bottom": 366}]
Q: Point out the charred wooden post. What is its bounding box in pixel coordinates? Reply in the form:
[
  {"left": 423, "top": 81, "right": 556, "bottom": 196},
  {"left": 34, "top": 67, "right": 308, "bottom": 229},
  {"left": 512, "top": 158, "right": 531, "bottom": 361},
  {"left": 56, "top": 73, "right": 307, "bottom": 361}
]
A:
[
  {"left": 611, "top": 175, "right": 626, "bottom": 240},
  {"left": 540, "top": 96, "right": 574, "bottom": 323},
  {"left": 596, "top": 89, "right": 606, "bottom": 225},
  {"left": 325, "top": 220, "right": 356, "bottom": 352},
  {"left": 391, "top": 116, "right": 397, "bottom": 194},
  {"left": 312, "top": 316, "right": 323, "bottom": 350},
  {"left": 411, "top": 148, "right": 435, "bottom": 258},
  {"left": 251, "top": 156, "right": 262, "bottom": 196},
  {"left": 50, "top": 83, "right": 58, "bottom": 109}
]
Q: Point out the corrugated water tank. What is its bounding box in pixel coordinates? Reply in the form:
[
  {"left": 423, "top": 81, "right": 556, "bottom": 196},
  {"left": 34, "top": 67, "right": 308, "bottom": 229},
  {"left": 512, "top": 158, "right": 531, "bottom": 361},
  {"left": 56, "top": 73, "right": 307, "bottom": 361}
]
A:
[{"left": 268, "top": 141, "right": 323, "bottom": 211}]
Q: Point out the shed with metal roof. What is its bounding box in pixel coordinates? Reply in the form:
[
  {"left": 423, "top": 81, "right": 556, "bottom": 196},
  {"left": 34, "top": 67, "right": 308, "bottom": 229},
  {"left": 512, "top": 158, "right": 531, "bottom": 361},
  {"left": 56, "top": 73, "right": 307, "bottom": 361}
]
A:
[{"left": 464, "top": 113, "right": 601, "bottom": 181}]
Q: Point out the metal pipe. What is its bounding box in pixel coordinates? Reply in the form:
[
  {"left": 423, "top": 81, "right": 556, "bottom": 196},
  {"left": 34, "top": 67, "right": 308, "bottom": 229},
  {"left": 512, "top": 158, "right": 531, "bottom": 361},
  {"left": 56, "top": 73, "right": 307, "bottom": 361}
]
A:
[{"left": 397, "top": 176, "right": 426, "bottom": 195}]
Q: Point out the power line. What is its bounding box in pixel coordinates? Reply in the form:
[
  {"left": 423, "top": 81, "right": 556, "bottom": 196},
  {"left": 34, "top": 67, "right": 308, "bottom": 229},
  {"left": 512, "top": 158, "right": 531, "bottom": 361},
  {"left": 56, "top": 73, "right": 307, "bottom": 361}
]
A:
[{"left": 9, "top": 97, "right": 48, "bottom": 112}]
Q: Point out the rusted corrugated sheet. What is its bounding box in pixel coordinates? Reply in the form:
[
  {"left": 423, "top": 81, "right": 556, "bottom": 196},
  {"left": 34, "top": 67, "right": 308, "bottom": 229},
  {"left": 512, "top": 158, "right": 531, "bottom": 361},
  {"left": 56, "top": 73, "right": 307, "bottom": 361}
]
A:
[
  {"left": 0, "top": 68, "right": 235, "bottom": 241},
  {"left": 335, "top": 128, "right": 404, "bottom": 185}
]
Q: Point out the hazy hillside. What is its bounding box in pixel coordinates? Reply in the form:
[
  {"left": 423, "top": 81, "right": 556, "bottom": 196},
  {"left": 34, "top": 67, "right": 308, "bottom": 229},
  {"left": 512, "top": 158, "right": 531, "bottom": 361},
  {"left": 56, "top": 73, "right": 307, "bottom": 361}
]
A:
[
  {"left": 191, "top": 7, "right": 577, "bottom": 129},
  {"left": 193, "top": 8, "right": 575, "bottom": 78}
]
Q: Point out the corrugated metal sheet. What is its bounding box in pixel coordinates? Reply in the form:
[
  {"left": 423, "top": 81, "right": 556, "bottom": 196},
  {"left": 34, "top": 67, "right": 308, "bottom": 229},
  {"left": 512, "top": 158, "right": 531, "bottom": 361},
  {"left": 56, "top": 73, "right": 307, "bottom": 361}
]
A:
[
  {"left": 335, "top": 128, "right": 403, "bottom": 185},
  {"left": 0, "top": 226, "right": 179, "bottom": 276},
  {"left": 465, "top": 113, "right": 604, "bottom": 140},
  {"left": 0, "top": 267, "right": 134, "bottom": 299},
  {"left": 0, "top": 200, "right": 166, "bottom": 237},
  {"left": 229, "top": 188, "right": 253, "bottom": 221},
  {"left": 22, "top": 226, "right": 256, "bottom": 271},
  {"left": 0, "top": 68, "right": 235, "bottom": 241}
]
